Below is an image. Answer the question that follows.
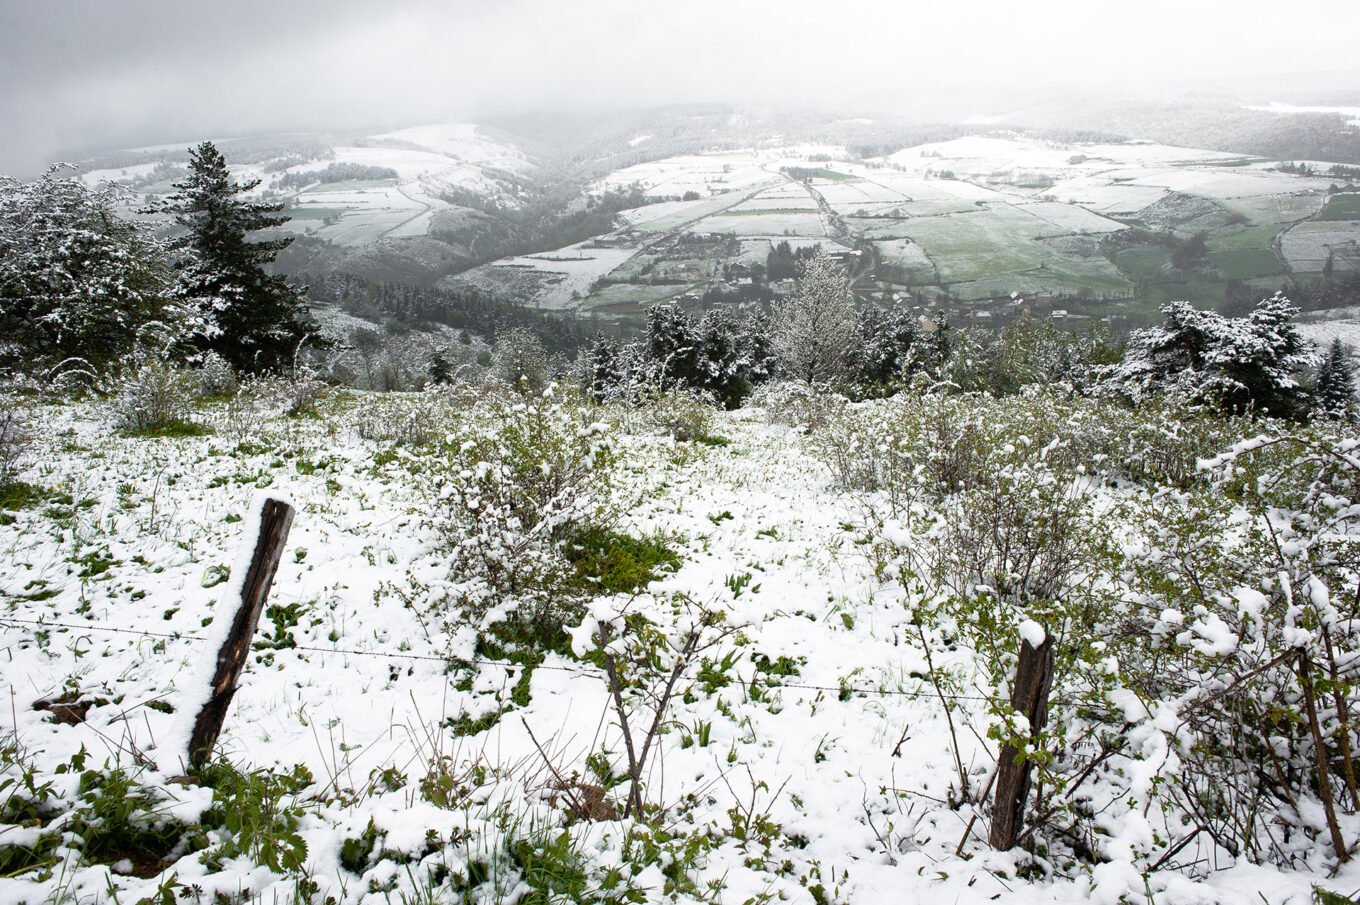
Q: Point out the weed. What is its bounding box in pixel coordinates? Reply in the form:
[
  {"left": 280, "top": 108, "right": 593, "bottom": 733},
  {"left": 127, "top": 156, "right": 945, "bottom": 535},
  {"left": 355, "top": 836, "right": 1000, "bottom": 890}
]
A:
[{"left": 562, "top": 527, "right": 679, "bottom": 595}]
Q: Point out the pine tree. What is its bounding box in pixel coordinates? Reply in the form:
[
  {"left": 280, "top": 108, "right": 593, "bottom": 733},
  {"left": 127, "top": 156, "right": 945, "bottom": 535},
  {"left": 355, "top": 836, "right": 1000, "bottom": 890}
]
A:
[
  {"left": 166, "top": 142, "right": 314, "bottom": 372},
  {"left": 643, "top": 303, "right": 700, "bottom": 388},
  {"left": 581, "top": 333, "right": 622, "bottom": 403},
  {"left": 1108, "top": 294, "right": 1317, "bottom": 417},
  {"left": 1315, "top": 338, "right": 1357, "bottom": 421}
]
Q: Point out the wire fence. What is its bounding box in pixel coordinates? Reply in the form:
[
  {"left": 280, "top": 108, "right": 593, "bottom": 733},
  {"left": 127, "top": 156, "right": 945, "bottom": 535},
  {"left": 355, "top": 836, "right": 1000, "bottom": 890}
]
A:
[{"left": 0, "top": 614, "right": 1001, "bottom": 704}]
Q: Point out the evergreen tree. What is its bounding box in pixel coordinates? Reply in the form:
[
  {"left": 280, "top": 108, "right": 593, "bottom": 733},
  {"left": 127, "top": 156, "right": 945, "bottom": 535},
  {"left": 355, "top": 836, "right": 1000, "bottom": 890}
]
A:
[
  {"left": 643, "top": 303, "right": 700, "bottom": 388},
  {"left": 1315, "top": 338, "right": 1357, "bottom": 421},
  {"left": 427, "top": 350, "right": 456, "bottom": 385},
  {"left": 165, "top": 142, "right": 314, "bottom": 371},
  {"left": 1108, "top": 294, "right": 1316, "bottom": 417},
  {"left": 695, "top": 309, "right": 746, "bottom": 407},
  {"left": 0, "top": 167, "right": 188, "bottom": 369},
  {"left": 581, "top": 333, "right": 623, "bottom": 403}
]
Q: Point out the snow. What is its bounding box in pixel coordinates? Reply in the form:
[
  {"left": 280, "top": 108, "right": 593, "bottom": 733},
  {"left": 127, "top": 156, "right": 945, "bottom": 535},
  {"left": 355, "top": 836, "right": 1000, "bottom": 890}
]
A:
[
  {"left": 1248, "top": 102, "right": 1360, "bottom": 127},
  {"left": 0, "top": 393, "right": 1353, "bottom": 904},
  {"left": 1018, "top": 618, "right": 1046, "bottom": 649},
  {"left": 367, "top": 123, "right": 534, "bottom": 173}
]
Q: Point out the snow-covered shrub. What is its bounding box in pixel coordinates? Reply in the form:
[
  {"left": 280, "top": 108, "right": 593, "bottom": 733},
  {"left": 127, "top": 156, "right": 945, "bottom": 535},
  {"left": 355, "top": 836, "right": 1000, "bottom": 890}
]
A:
[
  {"left": 1117, "top": 431, "right": 1360, "bottom": 866},
  {"left": 414, "top": 386, "right": 614, "bottom": 637},
  {"left": 492, "top": 327, "right": 549, "bottom": 393},
  {"left": 239, "top": 368, "right": 327, "bottom": 418},
  {"left": 193, "top": 351, "right": 238, "bottom": 398},
  {"left": 749, "top": 380, "right": 847, "bottom": 433},
  {"left": 632, "top": 385, "right": 719, "bottom": 442},
  {"left": 0, "top": 380, "right": 29, "bottom": 487},
  {"left": 352, "top": 389, "right": 458, "bottom": 447},
  {"left": 107, "top": 357, "right": 196, "bottom": 434},
  {"left": 1114, "top": 394, "right": 1250, "bottom": 488}
]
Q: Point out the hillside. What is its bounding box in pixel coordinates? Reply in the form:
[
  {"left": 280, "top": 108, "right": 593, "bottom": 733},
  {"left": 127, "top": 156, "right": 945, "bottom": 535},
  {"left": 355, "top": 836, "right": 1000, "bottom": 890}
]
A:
[{"left": 3, "top": 383, "right": 1359, "bottom": 903}]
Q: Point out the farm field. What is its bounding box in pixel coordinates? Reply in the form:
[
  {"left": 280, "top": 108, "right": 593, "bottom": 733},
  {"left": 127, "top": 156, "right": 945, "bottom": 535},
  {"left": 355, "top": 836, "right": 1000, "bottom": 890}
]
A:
[
  {"left": 1280, "top": 220, "right": 1360, "bottom": 271},
  {"left": 540, "top": 134, "right": 1345, "bottom": 320},
  {"left": 79, "top": 126, "right": 1355, "bottom": 323}
]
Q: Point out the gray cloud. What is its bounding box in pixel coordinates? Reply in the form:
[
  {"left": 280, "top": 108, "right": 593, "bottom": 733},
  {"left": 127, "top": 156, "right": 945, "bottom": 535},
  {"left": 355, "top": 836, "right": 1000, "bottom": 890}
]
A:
[{"left": 2, "top": 0, "right": 1359, "bottom": 175}]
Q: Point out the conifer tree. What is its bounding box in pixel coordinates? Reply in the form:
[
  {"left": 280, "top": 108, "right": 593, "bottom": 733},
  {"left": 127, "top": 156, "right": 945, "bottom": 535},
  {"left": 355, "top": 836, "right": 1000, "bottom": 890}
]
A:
[
  {"left": 166, "top": 142, "right": 314, "bottom": 371},
  {"left": 0, "top": 167, "right": 184, "bottom": 369},
  {"left": 1315, "top": 338, "right": 1357, "bottom": 421}
]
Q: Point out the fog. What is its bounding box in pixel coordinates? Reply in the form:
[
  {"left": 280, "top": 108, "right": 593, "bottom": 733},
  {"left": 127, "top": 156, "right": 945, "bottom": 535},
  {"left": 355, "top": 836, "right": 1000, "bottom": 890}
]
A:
[{"left": 2, "top": 0, "right": 1359, "bottom": 175}]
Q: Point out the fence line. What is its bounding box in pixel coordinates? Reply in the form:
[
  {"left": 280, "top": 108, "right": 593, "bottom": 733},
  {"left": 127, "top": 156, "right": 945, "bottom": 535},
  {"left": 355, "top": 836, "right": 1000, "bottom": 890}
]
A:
[{"left": 0, "top": 615, "right": 1000, "bottom": 703}]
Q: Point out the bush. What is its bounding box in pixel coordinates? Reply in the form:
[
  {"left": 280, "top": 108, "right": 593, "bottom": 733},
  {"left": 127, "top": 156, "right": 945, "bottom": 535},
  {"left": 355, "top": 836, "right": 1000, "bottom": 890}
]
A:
[
  {"left": 193, "top": 351, "right": 238, "bottom": 398},
  {"left": 352, "top": 389, "right": 457, "bottom": 447},
  {"left": 0, "top": 379, "right": 30, "bottom": 487},
  {"left": 749, "top": 381, "right": 847, "bottom": 433},
  {"left": 107, "top": 357, "right": 197, "bottom": 434},
  {"left": 633, "top": 386, "right": 720, "bottom": 442},
  {"left": 414, "top": 387, "right": 615, "bottom": 638}
]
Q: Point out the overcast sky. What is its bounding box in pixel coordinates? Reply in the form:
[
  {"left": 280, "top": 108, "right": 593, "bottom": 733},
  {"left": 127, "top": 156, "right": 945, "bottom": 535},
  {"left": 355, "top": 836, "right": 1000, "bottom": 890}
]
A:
[{"left": 2, "top": 0, "right": 1358, "bottom": 175}]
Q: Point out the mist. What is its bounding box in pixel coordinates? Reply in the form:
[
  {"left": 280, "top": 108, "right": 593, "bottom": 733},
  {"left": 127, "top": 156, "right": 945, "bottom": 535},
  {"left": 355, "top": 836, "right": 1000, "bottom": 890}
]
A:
[{"left": 3, "top": 0, "right": 1359, "bottom": 175}]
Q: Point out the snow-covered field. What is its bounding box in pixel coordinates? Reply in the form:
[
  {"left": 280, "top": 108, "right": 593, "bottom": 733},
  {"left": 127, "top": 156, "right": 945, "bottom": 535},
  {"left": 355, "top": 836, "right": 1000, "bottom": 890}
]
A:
[
  {"left": 1298, "top": 305, "right": 1360, "bottom": 349},
  {"left": 3, "top": 389, "right": 1357, "bottom": 904},
  {"left": 1281, "top": 220, "right": 1360, "bottom": 270}
]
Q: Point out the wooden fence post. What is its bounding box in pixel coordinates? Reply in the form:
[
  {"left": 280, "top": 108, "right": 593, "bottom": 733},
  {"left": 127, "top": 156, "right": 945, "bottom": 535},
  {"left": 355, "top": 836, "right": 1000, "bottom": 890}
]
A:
[
  {"left": 989, "top": 634, "right": 1054, "bottom": 851},
  {"left": 187, "top": 496, "right": 294, "bottom": 770}
]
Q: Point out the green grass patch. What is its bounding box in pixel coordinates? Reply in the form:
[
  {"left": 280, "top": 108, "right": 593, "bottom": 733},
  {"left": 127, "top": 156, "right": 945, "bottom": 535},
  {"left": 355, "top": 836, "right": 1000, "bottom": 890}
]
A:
[
  {"left": 1206, "top": 247, "right": 1286, "bottom": 280},
  {"left": 125, "top": 419, "right": 211, "bottom": 439},
  {"left": 783, "top": 167, "right": 857, "bottom": 182},
  {"left": 1318, "top": 193, "right": 1360, "bottom": 221},
  {"left": 0, "top": 481, "right": 51, "bottom": 513},
  {"left": 563, "top": 528, "right": 680, "bottom": 595}
]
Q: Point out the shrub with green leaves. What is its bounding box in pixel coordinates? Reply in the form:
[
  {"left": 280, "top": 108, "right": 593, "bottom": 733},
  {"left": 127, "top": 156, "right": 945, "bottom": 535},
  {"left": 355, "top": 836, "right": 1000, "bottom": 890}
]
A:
[{"left": 415, "top": 386, "right": 615, "bottom": 637}]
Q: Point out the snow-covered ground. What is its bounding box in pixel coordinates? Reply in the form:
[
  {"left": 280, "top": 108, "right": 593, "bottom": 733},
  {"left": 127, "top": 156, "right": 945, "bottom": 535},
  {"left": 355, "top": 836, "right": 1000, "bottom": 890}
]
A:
[
  {"left": 2, "top": 390, "right": 1358, "bottom": 903},
  {"left": 3, "top": 392, "right": 1357, "bottom": 904}
]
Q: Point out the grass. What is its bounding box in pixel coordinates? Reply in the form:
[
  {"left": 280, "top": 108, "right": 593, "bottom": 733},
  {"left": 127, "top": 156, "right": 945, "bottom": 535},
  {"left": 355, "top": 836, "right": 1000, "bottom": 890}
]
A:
[
  {"left": 563, "top": 527, "right": 680, "bottom": 595},
  {"left": 784, "top": 167, "right": 857, "bottom": 182},
  {"left": 1206, "top": 247, "right": 1287, "bottom": 280},
  {"left": 0, "top": 481, "right": 50, "bottom": 512},
  {"left": 1318, "top": 193, "right": 1360, "bottom": 221},
  {"left": 124, "top": 418, "right": 212, "bottom": 439}
]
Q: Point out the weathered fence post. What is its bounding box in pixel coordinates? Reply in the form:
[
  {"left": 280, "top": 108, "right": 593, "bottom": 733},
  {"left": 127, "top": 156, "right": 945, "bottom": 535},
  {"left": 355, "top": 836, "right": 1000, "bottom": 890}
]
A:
[
  {"left": 989, "top": 633, "right": 1054, "bottom": 851},
  {"left": 187, "top": 496, "right": 294, "bottom": 770}
]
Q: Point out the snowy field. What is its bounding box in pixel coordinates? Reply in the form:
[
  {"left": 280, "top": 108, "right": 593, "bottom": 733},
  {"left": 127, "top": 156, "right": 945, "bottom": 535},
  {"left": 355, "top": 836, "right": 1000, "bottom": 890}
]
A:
[
  {"left": 1297, "top": 305, "right": 1360, "bottom": 349},
  {"left": 456, "top": 240, "right": 644, "bottom": 310},
  {"left": 1280, "top": 220, "right": 1360, "bottom": 270},
  {"left": 694, "top": 211, "right": 827, "bottom": 237},
  {"left": 2, "top": 389, "right": 1357, "bottom": 904}
]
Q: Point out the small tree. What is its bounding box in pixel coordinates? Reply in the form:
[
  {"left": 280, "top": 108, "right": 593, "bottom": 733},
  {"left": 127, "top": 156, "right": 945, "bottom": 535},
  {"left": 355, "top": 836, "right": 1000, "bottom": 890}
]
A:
[
  {"left": 1316, "top": 338, "right": 1357, "bottom": 421},
  {"left": 492, "top": 327, "right": 548, "bottom": 392},
  {"left": 165, "top": 142, "right": 314, "bottom": 372},
  {"left": 771, "top": 247, "right": 858, "bottom": 384},
  {"left": 642, "top": 303, "right": 700, "bottom": 388}
]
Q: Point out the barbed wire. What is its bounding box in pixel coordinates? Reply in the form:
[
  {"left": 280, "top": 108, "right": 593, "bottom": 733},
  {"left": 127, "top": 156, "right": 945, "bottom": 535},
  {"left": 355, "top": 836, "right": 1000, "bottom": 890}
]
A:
[{"left": 0, "top": 615, "right": 1000, "bottom": 703}]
